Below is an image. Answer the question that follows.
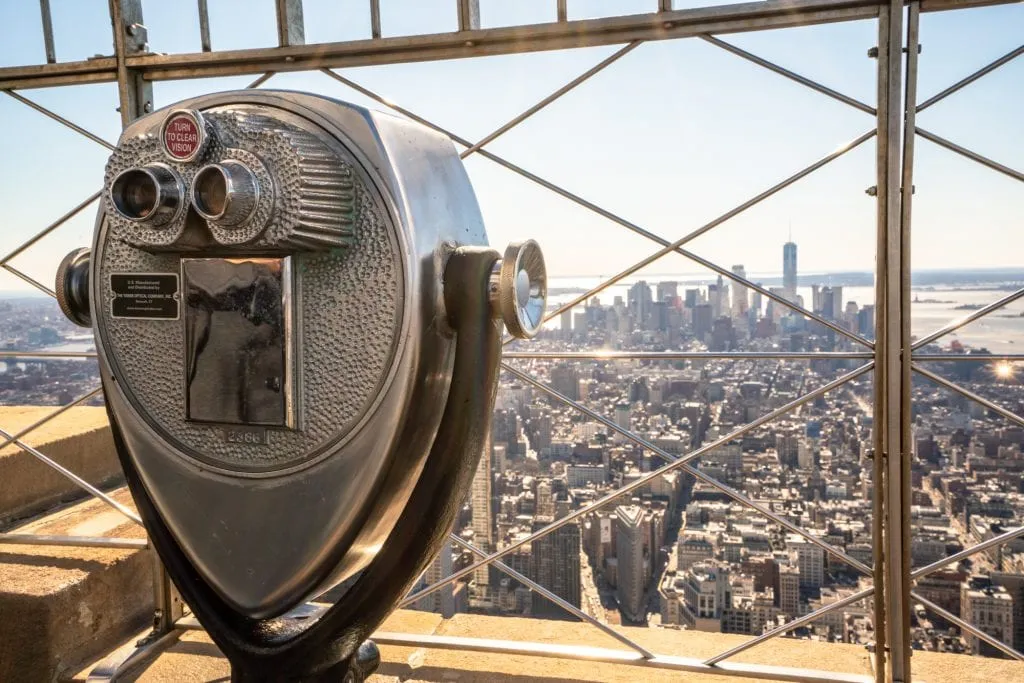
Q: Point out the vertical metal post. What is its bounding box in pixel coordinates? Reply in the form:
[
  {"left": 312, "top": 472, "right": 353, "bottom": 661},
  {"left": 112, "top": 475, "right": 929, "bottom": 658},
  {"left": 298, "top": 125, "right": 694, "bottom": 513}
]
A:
[
  {"left": 108, "top": 0, "right": 152, "bottom": 127},
  {"left": 458, "top": 0, "right": 481, "bottom": 32},
  {"left": 39, "top": 0, "right": 56, "bottom": 64},
  {"left": 896, "top": 4, "right": 919, "bottom": 681},
  {"left": 151, "top": 551, "right": 185, "bottom": 632},
  {"left": 370, "top": 0, "right": 382, "bottom": 39},
  {"left": 275, "top": 0, "right": 305, "bottom": 47},
  {"left": 109, "top": 0, "right": 184, "bottom": 637},
  {"left": 876, "top": 1, "right": 909, "bottom": 681},
  {"left": 197, "top": 0, "right": 211, "bottom": 52}
]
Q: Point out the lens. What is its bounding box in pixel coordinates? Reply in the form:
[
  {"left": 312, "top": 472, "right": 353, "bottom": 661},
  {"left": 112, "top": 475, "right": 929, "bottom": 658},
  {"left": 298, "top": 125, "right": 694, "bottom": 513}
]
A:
[
  {"left": 111, "top": 169, "right": 159, "bottom": 219},
  {"left": 193, "top": 165, "right": 229, "bottom": 218},
  {"left": 191, "top": 161, "right": 259, "bottom": 228},
  {"left": 109, "top": 165, "right": 182, "bottom": 226}
]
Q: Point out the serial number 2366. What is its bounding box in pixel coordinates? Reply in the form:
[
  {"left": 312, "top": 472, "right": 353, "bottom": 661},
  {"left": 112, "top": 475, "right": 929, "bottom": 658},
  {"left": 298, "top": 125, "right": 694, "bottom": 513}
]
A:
[{"left": 224, "top": 428, "right": 267, "bottom": 445}]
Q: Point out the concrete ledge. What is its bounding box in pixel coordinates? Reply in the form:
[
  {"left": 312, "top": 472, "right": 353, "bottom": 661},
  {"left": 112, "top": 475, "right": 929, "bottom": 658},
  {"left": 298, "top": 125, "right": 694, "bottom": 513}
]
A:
[
  {"left": 75, "top": 610, "right": 1024, "bottom": 682},
  {"left": 0, "top": 488, "right": 152, "bottom": 683},
  {"left": 0, "top": 406, "right": 122, "bottom": 524}
]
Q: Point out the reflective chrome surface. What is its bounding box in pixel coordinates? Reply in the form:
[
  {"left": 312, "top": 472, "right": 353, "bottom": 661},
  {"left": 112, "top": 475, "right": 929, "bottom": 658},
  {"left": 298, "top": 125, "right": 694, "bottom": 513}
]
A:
[
  {"left": 183, "top": 257, "right": 292, "bottom": 428},
  {"left": 91, "top": 91, "right": 488, "bottom": 617},
  {"left": 490, "top": 239, "right": 546, "bottom": 339},
  {"left": 109, "top": 164, "right": 183, "bottom": 226},
  {"left": 191, "top": 160, "right": 260, "bottom": 227}
]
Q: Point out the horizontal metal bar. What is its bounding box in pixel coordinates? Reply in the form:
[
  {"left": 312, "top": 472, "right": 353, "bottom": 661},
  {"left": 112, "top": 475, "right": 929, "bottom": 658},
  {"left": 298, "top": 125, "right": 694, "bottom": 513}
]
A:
[
  {"left": 0, "top": 533, "right": 147, "bottom": 550},
  {"left": 3, "top": 90, "right": 115, "bottom": 150},
  {"left": 917, "top": 127, "right": 1024, "bottom": 183},
  {"left": 0, "top": 190, "right": 102, "bottom": 266},
  {"left": 912, "top": 525, "right": 1024, "bottom": 579},
  {"left": 912, "top": 284, "right": 1024, "bottom": 349},
  {"left": 912, "top": 591, "right": 1024, "bottom": 661},
  {"left": 502, "top": 351, "right": 874, "bottom": 360},
  {"left": 0, "top": 58, "right": 117, "bottom": 91},
  {"left": 704, "top": 585, "right": 875, "bottom": 666},
  {"left": 919, "top": 0, "right": 1024, "bottom": 13},
  {"left": 0, "top": 350, "right": 96, "bottom": 358},
  {"left": 369, "top": 632, "right": 872, "bottom": 683},
  {"left": 916, "top": 43, "right": 1024, "bottom": 113},
  {"left": 0, "top": 0, "right": 1016, "bottom": 90},
  {"left": 402, "top": 361, "right": 872, "bottom": 609},
  {"left": 126, "top": 0, "right": 882, "bottom": 81},
  {"left": 2, "top": 263, "right": 55, "bottom": 298},
  {"left": 912, "top": 363, "right": 1024, "bottom": 429},
  {"left": 448, "top": 534, "right": 656, "bottom": 659},
  {"left": 913, "top": 354, "right": 1024, "bottom": 362},
  {"left": 460, "top": 41, "right": 641, "bottom": 159},
  {"left": 505, "top": 361, "right": 873, "bottom": 576},
  {"left": 700, "top": 35, "right": 875, "bottom": 115}
]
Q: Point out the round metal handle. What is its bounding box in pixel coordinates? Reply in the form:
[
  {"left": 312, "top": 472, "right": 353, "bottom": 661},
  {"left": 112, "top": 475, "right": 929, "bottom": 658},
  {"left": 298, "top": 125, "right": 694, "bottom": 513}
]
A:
[
  {"left": 492, "top": 240, "right": 547, "bottom": 339},
  {"left": 55, "top": 247, "right": 92, "bottom": 327}
]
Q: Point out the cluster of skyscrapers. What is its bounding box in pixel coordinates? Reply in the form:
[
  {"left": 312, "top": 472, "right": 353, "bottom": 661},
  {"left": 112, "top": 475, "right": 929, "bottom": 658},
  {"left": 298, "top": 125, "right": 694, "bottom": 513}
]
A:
[{"left": 406, "top": 240, "right": 1024, "bottom": 659}]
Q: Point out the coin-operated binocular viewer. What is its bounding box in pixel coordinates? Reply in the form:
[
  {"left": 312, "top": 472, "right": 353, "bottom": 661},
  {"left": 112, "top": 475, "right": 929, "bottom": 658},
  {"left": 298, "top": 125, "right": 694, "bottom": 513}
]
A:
[{"left": 56, "top": 91, "right": 546, "bottom": 681}]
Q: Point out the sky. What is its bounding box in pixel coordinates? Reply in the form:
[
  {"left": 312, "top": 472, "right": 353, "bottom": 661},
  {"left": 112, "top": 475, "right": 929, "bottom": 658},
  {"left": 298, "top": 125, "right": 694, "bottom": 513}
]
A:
[{"left": 0, "top": 0, "right": 1020, "bottom": 291}]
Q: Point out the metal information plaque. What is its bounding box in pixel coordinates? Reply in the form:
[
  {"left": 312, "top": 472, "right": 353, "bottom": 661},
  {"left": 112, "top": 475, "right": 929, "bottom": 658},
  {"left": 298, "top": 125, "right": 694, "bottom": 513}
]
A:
[{"left": 110, "top": 273, "right": 180, "bottom": 320}]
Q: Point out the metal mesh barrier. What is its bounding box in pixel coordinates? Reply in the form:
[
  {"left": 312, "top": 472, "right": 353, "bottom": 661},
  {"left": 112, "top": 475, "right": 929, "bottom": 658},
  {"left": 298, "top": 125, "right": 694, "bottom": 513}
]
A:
[{"left": 0, "top": 2, "right": 1021, "bottom": 681}]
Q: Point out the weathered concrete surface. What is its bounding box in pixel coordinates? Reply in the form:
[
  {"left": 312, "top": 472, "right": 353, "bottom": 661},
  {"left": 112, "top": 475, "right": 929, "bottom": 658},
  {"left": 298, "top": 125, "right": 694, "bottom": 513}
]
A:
[
  {"left": 71, "top": 610, "right": 1024, "bottom": 682},
  {"left": 1, "top": 487, "right": 152, "bottom": 683},
  {"left": 0, "top": 406, "right": 121, "bottom": 524}
]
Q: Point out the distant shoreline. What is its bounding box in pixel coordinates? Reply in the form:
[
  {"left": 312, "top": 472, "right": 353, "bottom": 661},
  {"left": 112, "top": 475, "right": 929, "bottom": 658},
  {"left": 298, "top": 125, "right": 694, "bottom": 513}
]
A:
[{"left": 3, "top": 268, "right": 1023, "bottom": 301}]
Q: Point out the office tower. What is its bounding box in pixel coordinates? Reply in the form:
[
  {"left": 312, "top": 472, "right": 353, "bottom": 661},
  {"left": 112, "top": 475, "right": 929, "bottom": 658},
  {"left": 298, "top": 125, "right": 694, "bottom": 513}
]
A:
[
  {"left": 656, "top": 281, "right": 678, "bottom": 304},
  {"left": 750, "top": 285, "right": 763, "bottom": 318},
  {"left": 731, "top": 265, "right": 748, "bottom": 318},
  {"left": 615, "top": 505, "right": 648, "bottom": 623},
  {"left": 536, "top": 479, "right": 555, "bottom": 518},
  {"left": 858, "top": 305, "right": 876, "bottom": 338},
  {"left": 531, "top": 516, "right": 581, "bottom": 618},
  {"left": 961, "top": 576, "right": 1015, "bottom": 656},
  {"left": 778, "top": 564, "right": 801, "bottom": 616},
  {"left": 783, "top": 241, "right": 797, "bottom": 300},
  {"left": 791, "top": 537, "right": 824, "bottom": 591},
  {"left": 710, "top": 317, "right": 735, "bottom": 352},
  {"left": 693, "top": 303, "right": 713, "bottom": 340},
  {"left": 990, "top": 572, "right": 1024, "bottom": 650},
  {"left": 550, "top": 364, "right": 579, "bottom": 401},
  {"left": 414, "top": 542, "right": 458, "bottom": 617},
  {"left": 680, "top": 561, "right": 731, "bottom": 631},
  {"left": 775, "top": 432, "right": 799, "bottom": 468},
  {"left": 684, "top": 288, "right": 699, "bottom": 309},
  {"left": 471, "top": 438, "right": 494, "bottom": 590},
  {"left": 492, "top": 408, "right": 520, "bottom": 454},
  {"left": 614, "top": 402, "right": 631, "bottom": 435},
  {"left": 627, "top": 281, "right": 653, "bottom": 329},
  {"left": 821, "top": 286, "right": 843, "bottom": 320},
  {"left": 560, "top": 308, "right": 572, "bottom": 341},
  {"left": 572, "top": 310, "right": 587, "bottom": 340}
]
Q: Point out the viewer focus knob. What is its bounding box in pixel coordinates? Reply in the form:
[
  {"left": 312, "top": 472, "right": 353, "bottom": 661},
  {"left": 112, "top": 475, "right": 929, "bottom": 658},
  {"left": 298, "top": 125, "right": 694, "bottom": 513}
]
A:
[
  {"left": 491, "top": 240, "right": 547, "bottom": 339},
  {"left": 55, "top": 248, "right": 91, "bottom": 327}
]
